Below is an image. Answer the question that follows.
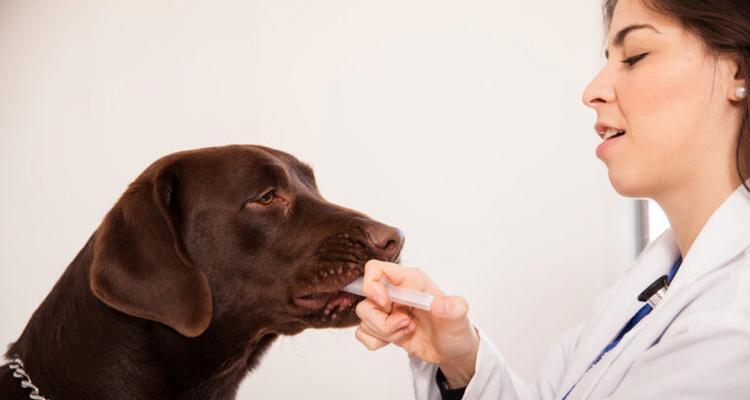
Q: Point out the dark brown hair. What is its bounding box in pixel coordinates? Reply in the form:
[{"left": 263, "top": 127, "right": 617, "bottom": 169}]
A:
[{"left": 604, "top": 0, "right": 750, "bottom": 192}]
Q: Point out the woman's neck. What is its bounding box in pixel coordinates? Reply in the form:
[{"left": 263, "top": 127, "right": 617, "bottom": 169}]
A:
[{"left": 655, "top": 171, "right": 742, "bottom": 257}]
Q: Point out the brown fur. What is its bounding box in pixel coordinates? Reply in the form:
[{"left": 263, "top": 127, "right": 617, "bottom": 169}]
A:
[{"left": 1, "top": 145, "right": 403, "bottom": 399}]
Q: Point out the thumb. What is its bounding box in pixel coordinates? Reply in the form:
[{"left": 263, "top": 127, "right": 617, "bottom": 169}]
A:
[{"left": 431, "top": 295, "right": 469, "bottom": 322}]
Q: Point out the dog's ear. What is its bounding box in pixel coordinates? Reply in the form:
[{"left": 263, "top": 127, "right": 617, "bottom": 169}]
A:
[{"left": 90, "top": 162, "right": 212, "bottom": 337}]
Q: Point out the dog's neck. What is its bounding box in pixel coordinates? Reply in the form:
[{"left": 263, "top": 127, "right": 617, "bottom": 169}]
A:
[{"left": 4, "top": 236, "right": 278, "bottom": 400}]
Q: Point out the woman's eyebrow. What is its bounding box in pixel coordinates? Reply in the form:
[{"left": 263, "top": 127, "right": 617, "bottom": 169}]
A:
[{"left": 604, "top": 23, "right": 661, "bottom": 59}]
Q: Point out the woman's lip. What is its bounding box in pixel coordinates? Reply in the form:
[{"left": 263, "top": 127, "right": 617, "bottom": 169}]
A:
[
  {"left": 596, "top": 134, "right": 625, "bottom": 158},
  {"left": 594, "top": 122, "right": 625, "bottom": 138}
]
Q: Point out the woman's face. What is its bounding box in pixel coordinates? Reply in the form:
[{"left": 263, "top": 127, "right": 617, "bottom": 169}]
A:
[{"left": 583, "top": 0, "right": 744, "bottom": 199}]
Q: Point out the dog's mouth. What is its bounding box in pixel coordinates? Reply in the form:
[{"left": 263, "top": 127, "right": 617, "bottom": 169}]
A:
[
  {"left": 294, "top": 288, "right": 362, "bottom": 316},
  {"left": 293, "top": 274, "right": 364, "bottom": 321},
  {"left": 292, "top": 229, "right": 402, "bottom": 323}
]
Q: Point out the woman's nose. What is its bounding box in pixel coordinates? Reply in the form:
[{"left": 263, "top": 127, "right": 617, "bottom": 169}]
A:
[{"left": 582, "top": 66, "right": 616, "bottom": 109}]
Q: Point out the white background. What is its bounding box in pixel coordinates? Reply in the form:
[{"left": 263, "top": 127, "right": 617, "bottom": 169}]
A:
[
  {"left": 0, "top": 1, "right": 639, "bottom": 398},
  {"left": 648, "top": 200, "right": 670, "bottom": 242}
]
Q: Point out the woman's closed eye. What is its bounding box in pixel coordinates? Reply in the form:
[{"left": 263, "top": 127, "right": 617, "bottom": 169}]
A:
[{"left": 621, "top": 52, "right": 649, "bottom": 67}]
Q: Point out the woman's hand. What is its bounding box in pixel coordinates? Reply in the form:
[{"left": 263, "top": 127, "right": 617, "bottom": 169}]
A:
[{"left": 354, "top": 260, "right": 480, "bottom": 388}]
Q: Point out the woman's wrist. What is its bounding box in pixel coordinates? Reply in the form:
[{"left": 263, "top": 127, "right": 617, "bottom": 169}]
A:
[
  {"left": 438, "top": 329, "right": 480, "bottom": 388},
  {"left": 439, "top": 362, "right": 476, "bottom": 388}
]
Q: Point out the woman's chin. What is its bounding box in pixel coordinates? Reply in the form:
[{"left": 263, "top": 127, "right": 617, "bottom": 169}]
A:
[{"left": 607, "top": 168, "right": 651, "bottom": 198}]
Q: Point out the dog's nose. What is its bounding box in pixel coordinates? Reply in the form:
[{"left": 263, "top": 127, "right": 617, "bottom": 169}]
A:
[{"left": 364, "top": 223, "right": 404, "bottom": 261}]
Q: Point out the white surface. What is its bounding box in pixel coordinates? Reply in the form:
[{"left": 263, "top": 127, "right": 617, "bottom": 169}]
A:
[{"left": 0, "top": 1, "right": 634, "bottom": 399}]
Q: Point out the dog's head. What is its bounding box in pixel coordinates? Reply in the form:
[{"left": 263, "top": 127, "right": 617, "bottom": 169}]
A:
[{"left": 89, "top": 145, "right": 403, "bottom": 337}]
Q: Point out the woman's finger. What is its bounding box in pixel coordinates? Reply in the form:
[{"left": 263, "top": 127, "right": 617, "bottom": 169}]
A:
[
  {"left": 358, "top": 313, "right": 412, "bottom": 342},
  {"left": 392, "top": 321, "right": 418, "bottom": 347},
  {"left": 357, "top": 321, "right": 416, "bottom": 346},
  {"left": 355, "top": 326, "right": 389, "bottom": 351},
  {"left": 363, "top": 260, "right": 432, "bottom": 307},
  {"left": 355, "top": 299, "right": 412, "bottom": 337}
]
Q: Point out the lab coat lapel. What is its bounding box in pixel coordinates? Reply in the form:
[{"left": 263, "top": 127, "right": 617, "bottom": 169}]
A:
[
  {"left": 582, "top": 272, "right": 723, "bottom": 399},
  {"left": 576, "top": 185, "right": 750, "bottom": 399},
  {"left": 556, "top": 230, "right": 680, "bottom": 399},
  {"left": 667, "top": 185, "right": 750, "bottom": 293}
]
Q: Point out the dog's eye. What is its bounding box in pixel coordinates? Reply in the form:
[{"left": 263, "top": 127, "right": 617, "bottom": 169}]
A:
[{"left": 256, "top": 190, "right": 276, "bottom": 205}]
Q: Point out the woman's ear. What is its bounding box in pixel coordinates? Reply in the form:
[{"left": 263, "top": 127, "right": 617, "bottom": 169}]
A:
[
  {"left": 90, "top": 162, "right": 213, "bottom": 337},
  {"left": 724, "top": 55, "right": 747, "bottom": 102}
]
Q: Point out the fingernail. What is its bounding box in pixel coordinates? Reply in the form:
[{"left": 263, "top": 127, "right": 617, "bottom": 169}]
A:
[
  {"left": 438, "top": 298, "right": 449, "bottom": 315},
  {"left": 398, "top": 319, "right": 410, "bottom": 328}
]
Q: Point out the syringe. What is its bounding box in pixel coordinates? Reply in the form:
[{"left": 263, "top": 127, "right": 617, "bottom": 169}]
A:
[{"left": 341, "top": 277, "right": 434, "bottom": 311}]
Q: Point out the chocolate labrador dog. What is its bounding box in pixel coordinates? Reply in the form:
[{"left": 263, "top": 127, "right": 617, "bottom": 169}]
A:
[{"left": 0, "top": 145, "right": 403, "bottom": 399}]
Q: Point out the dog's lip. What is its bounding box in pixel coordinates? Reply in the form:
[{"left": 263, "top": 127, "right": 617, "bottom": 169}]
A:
[
  {"left": 293, "top": 292, "right": 337, "bottom": 310},
  {"left": 293, "top": 275, "right": 362, "bottom": 310},
  {"left": 292, "top": 255, "right": 402, "bottom": 311}
]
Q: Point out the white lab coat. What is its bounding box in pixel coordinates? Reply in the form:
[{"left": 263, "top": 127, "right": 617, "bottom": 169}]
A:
[{"left": 410, "top": 184, "right": 750, "bottom": 399}]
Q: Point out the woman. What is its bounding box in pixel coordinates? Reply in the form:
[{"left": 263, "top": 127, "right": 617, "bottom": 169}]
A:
[{"left": 354, "top": 0, "right": 750, "bottom": 399}]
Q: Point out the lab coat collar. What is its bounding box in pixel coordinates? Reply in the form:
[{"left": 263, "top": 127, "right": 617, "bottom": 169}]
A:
[
  {"left": 557, "top": 227, "right": 680, "bottom": 399},
  {"left": 562, "top": 184, "right": 750, "bottom": 399},
  {"left": 668, "top": 183, "right": 750, "bottom": 292}
]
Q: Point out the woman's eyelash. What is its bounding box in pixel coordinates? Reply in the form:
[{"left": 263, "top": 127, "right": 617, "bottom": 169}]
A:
[{"left": 621, "top": 53, "right": 649, "bottom": 66}]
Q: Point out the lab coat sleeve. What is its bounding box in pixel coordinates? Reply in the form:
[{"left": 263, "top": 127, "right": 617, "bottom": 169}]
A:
[
  {"left": 409, "top": 323, "right": 587, "bottom": 400},
  {"left": 607, "top": 310, "right": 750, "bottom": 399}
]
